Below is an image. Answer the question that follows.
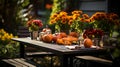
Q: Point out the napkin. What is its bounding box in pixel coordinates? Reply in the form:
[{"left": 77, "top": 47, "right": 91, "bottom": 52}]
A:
[{"left": 65, "top": 45, "right": 78, "bottom": 49}]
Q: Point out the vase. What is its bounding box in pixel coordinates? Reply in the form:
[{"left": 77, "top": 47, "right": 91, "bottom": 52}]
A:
[
  {"left": 93, "top": 38, "right": 101, "bottom": 47},
  {"left": 30, "top": 31, "right": 38, "bottom": 40},
  {"left": 102, "top": 32, "right": 110, "bottom": 46}
]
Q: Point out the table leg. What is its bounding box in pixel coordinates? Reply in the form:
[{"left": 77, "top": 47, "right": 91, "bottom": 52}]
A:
[
  {"left": 60, "top": 55, "right": 68, "bottom": 67},
  {"left": 20, "top": 42, "right": 25, "bottom": 58},
  {"left": 60, "top": 55, "right": 74, "bottom": 67},
  {"left": 69, "top": 56, "right": 73, "bottom": 67}
]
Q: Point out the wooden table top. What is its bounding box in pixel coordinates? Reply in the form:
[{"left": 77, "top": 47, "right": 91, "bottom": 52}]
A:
[{"left": 12, "top": 38, "right": 113, "bottom": 55}]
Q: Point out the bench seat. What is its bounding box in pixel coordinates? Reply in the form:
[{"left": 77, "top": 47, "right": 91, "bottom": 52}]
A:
[
  {"left": 75, "top": 55, "right": 113, "bottom": 66},
  {"left": 1, "top": 58, "right": 39, "bottom": 67}
]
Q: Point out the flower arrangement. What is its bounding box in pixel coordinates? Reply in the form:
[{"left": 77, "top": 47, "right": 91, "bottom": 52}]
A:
[
  {"left": 49, "top": 10, "right": 120, "bottom": 36},
  {"left": 49, "top": 11, "right": 71, "bottom": 32},
  {"left": 83, "top": 28, "right": 104, "bottom": 39},
  {"left": 90, "top": 12, "right": 120, "bottom": 33},
  {"left": 49, "top": 10, "right": 91, "bottom": 33},
  {"left": 27, "top": 19, "right": 43, "bottom": 32},
  {"left": 70, "top": 10, "right": 91, "bottom": 33}
]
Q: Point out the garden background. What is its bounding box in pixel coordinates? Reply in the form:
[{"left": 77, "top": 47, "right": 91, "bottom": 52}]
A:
[{"left": 0, "top": 0, "right": 120, "bottom": 65}]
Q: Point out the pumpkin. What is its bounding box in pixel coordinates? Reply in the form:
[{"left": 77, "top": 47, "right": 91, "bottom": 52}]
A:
[
  {"left": 42, "top": 34, "right": 53, "bottom": 43},
  {"left": 63, "top": 40, "right": 71, "bottom": 45},
  {"left": 42, "top": 28, "right": 51, "bottom": 32},
  {"left": 69, "top": 32, "right": 79, "bottom": 38},
  {"left": 66, "top": 36, "right": 78, "bottom": 44},
  {"left": 59, "top": 32, "right": 67, "bottom": 38},
  {"left": 56, "top": 39, "right": 64, "bottom": 45},
  {"left": 83, "top": 38, "right": 93, "bottom": 48},
  {"left": 52, "top": 34, "right": 62, "bottom": 42}
]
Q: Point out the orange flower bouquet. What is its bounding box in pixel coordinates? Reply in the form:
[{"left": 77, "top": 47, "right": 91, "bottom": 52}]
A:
[
  {"left": 90, "top": 12, "right": 120, "bottom": 33},
  {"left": 49, "top": 11, "right": 71, "bottom": 33},
  {"left": 70, "top": 10, "right": 91, "bottom": 33},
  {"left": 49, "top": 10, "right": 91, "bottom": 34}
]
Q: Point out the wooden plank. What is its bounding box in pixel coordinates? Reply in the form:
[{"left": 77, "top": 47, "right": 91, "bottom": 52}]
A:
[
  {"left": 26, "top": 52, "right": 54, "bottom": 57},
  {"left": 76, "top": 56, "right": 112, "bottom": 65},
  {"left": 26, "top": 52, "right": 53, "bottom": 55},
  {"left": 3, "top": 59, "right": 27, "bottom": 67},
  {"left": 14, "top": 58, "right": 36, "bottom": 67},
  {"left": 2, "top": 58, "right": 36, "bottom": 67}
]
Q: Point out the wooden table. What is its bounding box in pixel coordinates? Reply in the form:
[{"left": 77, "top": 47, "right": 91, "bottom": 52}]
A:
[{"left": 11, "top": 38, "right": 113, "bottom": 67}]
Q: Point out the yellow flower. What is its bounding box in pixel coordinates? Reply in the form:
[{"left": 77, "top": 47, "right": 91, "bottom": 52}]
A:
[{"left": 0, "top": 29, "right": 17, "bottom": 45}]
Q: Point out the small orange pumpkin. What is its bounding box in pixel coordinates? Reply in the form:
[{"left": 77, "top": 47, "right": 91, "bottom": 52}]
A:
[
  {"left": 59, "top": 32, "right": 67, "bottom": 38},
  {"left": 42, "top": 34, "right": 53, "bottom": 43},
  {"left": 56, "top": 39, "right": 64, "bottom": 45},
  {"left": 63, "top": 40, "right": 71, "bottom": 45},
  {"left": 69, "top": 32, "right": 79, "bottom": 38},
  {"left": 83, "top": 38, "right": 93, "bottom": 48}
]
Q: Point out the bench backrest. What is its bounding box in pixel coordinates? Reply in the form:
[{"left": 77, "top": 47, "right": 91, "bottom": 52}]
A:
[{"left": 17, "top": 26, "right": 30, "bottom": 37}]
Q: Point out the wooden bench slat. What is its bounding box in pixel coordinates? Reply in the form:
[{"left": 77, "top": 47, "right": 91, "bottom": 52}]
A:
[
  {"left": 3, "top": 60, "right": 22, "bottom": 67},
  {"left": 14, "top": 58, "right": 36, "bottom": 67},
  {"left": 2, "top": 58, "right": 37, "bottom": 67},
  {"left": 26, "top": 52, "right": 54, "bottom": 57},
  {"left": 76, "top": 56, "right": 113, "bottom": 65},
  {"left": 3, "top": 59, "right": 27, "bottom": 67}
]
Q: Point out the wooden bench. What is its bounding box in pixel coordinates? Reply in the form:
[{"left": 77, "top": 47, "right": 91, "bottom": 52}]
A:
[
  {"left": 75, "top": 55, "right": 113, "bottom": 67},
  {"left": 1, "top": 58, "right": 39, "bottom": 67}
]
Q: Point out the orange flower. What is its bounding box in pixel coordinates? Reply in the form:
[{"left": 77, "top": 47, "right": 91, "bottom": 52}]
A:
[
  {"left": 67, "top": 16, "right": 73, "bottom": 20},
  {"left": 84, "top": 19, "right": 91, "bottom": 23},
  {"left": 73, "top": 14, "right": 79, "bottom": 20},
  {"left": 68, "top": 20, "right": 73, "bottom": 25},
  {"left": 72, "top": 10, "right": 83, "bottom": 15},
  {"left": 49, "top": 20, "right": 56, "bottom": 24},
  {"left": 50, "top": 13, "right": 58, "bottom": 19},
  {"left": 82, "top": 14, "right": 90, "bottom": 19},
  {"left": 61, "top": 20, "right": 67, "bottom": 24}
]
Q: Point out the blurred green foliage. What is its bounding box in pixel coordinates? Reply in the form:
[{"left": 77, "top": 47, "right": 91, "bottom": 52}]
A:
[
  {"left": 0, "top": 0, "right": 30, "bottom": 35},
  {"left": 0, "top": 29, "right": 20, "bottom": 58}
]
